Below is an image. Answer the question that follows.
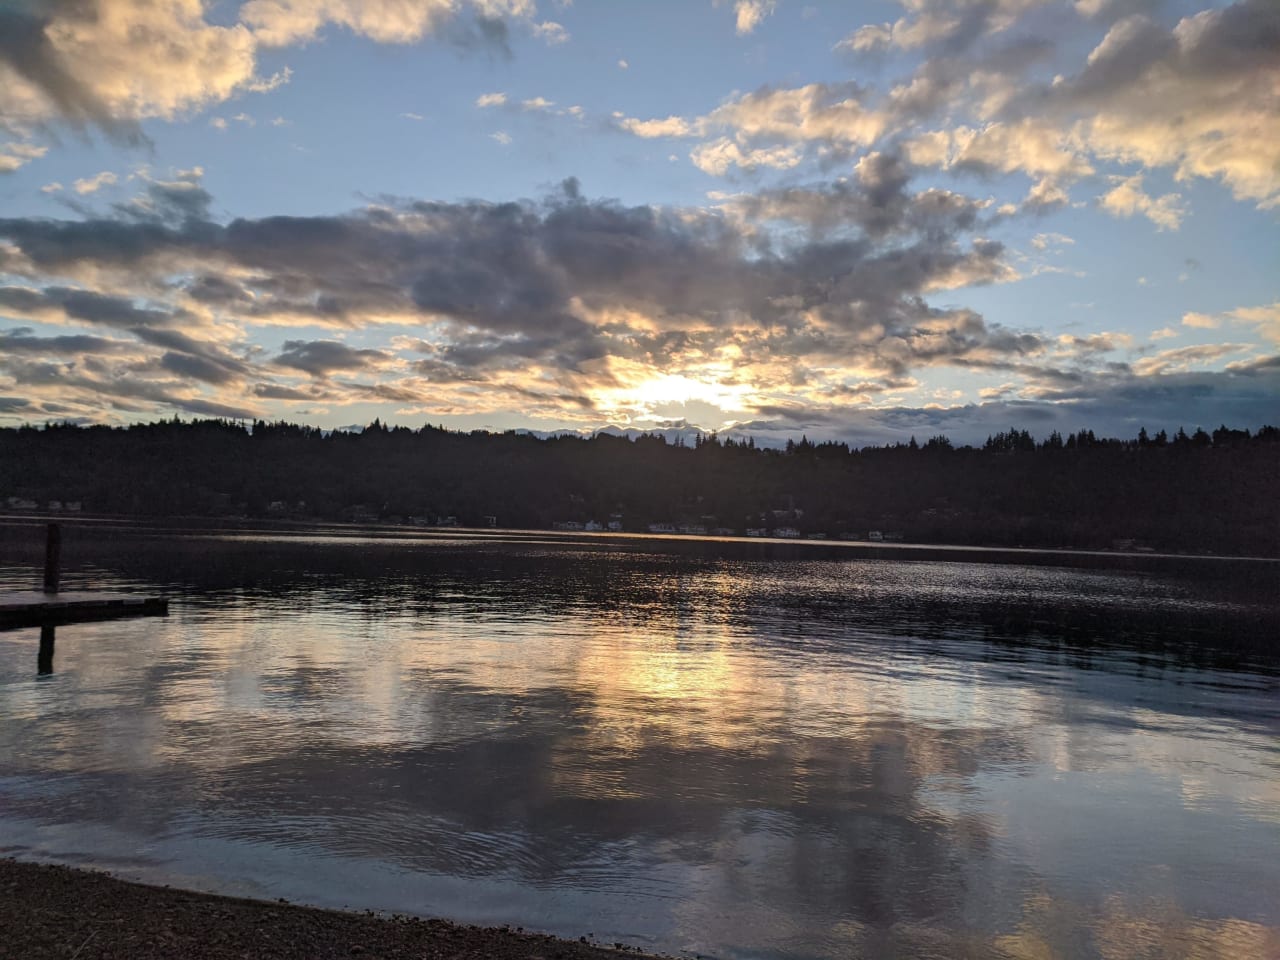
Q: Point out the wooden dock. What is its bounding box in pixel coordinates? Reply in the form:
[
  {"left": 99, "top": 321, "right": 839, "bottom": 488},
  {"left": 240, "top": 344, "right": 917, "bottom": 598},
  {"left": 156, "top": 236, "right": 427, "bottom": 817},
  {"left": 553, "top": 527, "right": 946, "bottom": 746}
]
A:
[
  {"left": 4, "top": 524, "right": 169, "bottom": 674},
  {"left": 0, "top": 591, "right": 169, "bottom": 630}
]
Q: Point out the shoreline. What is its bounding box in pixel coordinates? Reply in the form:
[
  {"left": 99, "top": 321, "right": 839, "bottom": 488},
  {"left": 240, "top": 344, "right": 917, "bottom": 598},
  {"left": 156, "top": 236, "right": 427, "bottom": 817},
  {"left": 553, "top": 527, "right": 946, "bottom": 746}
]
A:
[
  {"left": 3, "top": 512, "right": 1278, "bottom": 566},
  {"left": 0, "top": 858, "right": 655, "bottom": 959}
]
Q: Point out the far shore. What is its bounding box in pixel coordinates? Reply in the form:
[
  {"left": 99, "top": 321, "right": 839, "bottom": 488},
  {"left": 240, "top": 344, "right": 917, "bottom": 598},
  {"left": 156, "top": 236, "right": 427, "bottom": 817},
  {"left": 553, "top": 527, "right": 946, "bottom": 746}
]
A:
[
  {"left": 2, "top": 512, "right": 1278, "bottom": 568},
  {"left": 0, "top": 858, "right": 655, "bottom": 960}
]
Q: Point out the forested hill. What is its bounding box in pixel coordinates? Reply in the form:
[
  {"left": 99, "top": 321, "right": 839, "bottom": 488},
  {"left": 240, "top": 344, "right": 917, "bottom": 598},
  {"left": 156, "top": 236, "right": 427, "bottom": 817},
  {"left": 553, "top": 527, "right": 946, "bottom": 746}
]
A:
[{"left": 4, "top": 420, "right": 1278, "bottom": 557}]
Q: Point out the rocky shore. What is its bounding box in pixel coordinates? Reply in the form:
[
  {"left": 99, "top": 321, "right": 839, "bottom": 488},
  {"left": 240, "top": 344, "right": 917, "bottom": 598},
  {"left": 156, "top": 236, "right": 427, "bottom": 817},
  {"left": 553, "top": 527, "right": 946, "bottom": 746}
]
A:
[{"left": 0, "top": 859, "right": 653, "bottom": 959}]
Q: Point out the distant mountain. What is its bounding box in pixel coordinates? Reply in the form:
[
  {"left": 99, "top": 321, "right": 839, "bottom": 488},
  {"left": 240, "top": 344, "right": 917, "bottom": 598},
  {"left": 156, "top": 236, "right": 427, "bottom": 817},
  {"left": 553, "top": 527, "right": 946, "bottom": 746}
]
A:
[{"left": 516, "top": 421, "right": 767, "bottom": 447}]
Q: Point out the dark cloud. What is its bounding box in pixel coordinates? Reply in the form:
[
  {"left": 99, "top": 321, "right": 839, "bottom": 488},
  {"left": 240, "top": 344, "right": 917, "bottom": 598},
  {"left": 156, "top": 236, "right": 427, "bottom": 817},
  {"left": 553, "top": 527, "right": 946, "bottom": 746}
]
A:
[
  {"left": 339, "top": 381, "right": 428, "bottom": 404},
  {"left": 3, "top": 176, "right": 1264, "bottom": 434},
  {"left": 0, "top": 326, "right": 132, "bottom": 355},
  {"left": 274, "top": 339, "right": 392, "bottom": 377},
  {"left": 2, "top": 354, "right": 258, "bottom": 419},
  {"left": 888, "top": 34, "right": 1056, "bottom": 123},
  {"left": 157, "top": 351, "right": 241, "bottom": 385},
  {"left": 0, "top": 3, "right": 146, "bottom": 145},
  {"left": 1230, "top": 355, "right": 1280, "bottom": 376},
  {"left": 726, "top": 360, "right": 1280, "bottom": 447},
  {"left": 0, "top": 172, "right": 1030, "bottom": 384},
  {"left": 184, "top": 274, "right": 251, "bottom": 304},
  {"left": 0, "top": 216, "right": 196, "bottom": 269},
  {"left": 445, "top": 13, "right": 514, "bottom": 58},
  {"left": 1061, "top": 15, "right": 1175, "bottom": 103},
  {"left": 1026, "top": 362, "right": 1280, "bottom": 433},
  {"left": 130, "top": 327, "right": 250, "bottom": 384},
  {"left": 253, "top": 383, "right": 319, "bottom": 401},
  {"left": 409, "top": 357, "right": 488, "bottom": 384},
  {"left": 153, "top": 394, "right": 258, "bottom": 419},
  {"left": 730, "top": 153, "right": 985, "bottom": 240},
  {"left": 0, "top": 284, "right": 177, "bottom": 327},
  {"left": 116, "top": 176, "right": 215, "bottom": 225}
]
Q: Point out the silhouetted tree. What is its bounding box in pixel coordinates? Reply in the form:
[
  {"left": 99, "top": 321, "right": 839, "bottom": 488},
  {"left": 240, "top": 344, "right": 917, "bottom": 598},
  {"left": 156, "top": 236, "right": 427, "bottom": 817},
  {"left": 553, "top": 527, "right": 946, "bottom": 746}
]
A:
[{"left": 1, "top": 418, "right": 1276, "bottom": 556}]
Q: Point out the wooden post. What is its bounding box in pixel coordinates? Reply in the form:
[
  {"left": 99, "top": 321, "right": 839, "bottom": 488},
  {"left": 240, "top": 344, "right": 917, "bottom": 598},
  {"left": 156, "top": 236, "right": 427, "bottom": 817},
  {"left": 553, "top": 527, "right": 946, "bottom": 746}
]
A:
[
  {"left": 43, "top": 522, "right": 61, "bottom": 594},
  {"left": 38, "top": 624, "right": 55, "bottom": 675}
]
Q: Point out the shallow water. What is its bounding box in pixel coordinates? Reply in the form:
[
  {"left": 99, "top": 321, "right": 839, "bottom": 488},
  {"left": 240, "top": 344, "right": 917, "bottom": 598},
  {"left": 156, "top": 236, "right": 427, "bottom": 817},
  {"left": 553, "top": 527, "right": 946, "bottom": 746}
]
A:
[{"left": 1, "top": 527, "right": 1278, "bottom": 959}]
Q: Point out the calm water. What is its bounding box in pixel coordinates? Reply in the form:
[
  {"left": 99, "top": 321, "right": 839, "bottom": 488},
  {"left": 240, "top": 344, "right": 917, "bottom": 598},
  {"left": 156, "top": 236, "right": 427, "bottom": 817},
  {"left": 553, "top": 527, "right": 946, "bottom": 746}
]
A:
[{"left": 1, "top": 526, "right": 1278, "bottom": 959}]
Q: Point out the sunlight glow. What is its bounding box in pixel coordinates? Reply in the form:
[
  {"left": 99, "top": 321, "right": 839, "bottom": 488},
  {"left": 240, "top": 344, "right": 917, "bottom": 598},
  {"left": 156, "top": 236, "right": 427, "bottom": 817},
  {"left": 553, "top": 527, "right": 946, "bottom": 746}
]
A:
[{"left": 590, "top": 359, "right": 756, "bottom": 424}]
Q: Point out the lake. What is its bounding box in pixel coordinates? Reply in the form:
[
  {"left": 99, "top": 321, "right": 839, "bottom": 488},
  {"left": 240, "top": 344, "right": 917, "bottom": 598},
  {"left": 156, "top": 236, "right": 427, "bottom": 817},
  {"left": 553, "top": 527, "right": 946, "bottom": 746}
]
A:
[{"left": 1, "top": 524, "right": 1278, "bottom": 959}]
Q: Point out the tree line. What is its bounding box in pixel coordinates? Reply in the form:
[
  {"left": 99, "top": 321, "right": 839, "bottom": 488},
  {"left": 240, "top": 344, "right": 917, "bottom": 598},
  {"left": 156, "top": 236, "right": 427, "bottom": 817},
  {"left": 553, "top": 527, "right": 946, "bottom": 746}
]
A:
[{"left": 3, "top": 418, "right": 1277, "bottom": 556}]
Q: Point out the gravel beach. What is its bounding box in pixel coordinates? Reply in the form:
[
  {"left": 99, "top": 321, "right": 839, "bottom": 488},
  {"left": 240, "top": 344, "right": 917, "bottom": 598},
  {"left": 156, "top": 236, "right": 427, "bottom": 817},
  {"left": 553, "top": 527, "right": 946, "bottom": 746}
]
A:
[{"left": 0, "top": 859, "right": 654, "bottom": 959}]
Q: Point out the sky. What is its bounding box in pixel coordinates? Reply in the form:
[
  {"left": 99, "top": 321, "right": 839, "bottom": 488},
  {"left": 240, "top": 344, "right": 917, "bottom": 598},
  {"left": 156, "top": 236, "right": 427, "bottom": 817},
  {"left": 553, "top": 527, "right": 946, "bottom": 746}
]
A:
[{"left": 0, "top": 0, "right": 1277, "bottom": 446}]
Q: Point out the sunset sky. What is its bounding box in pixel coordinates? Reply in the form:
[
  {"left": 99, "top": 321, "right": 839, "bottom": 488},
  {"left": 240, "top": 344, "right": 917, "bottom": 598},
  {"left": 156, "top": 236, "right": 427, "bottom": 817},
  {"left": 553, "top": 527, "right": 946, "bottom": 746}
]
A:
[{"left": 0, "top": 0, "right": 1276, "bottom": 445}]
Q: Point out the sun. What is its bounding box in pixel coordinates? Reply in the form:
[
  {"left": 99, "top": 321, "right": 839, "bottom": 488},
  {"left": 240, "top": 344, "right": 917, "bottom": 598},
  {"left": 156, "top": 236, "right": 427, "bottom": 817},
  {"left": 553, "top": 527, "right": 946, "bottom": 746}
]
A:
[{"left": 590, "top": 366, "right": 754, "bottom": 423}]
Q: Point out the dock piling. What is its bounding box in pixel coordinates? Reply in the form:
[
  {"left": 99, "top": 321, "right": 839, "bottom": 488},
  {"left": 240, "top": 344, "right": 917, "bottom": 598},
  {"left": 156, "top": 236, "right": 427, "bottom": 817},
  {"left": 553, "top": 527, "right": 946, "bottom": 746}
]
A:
[
  {"left": 43, "top": 523, "right": 60, "bottom": 594},
  {"left": 38, "top": 624, "right": 55, "bottom": 674}
]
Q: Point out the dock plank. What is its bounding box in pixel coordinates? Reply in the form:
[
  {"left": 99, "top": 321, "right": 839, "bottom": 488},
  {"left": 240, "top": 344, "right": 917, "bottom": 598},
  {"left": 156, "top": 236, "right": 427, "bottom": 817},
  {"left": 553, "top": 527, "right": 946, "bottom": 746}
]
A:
[{"left": 0, "top": 591, "right": 169, "bottom": 629}]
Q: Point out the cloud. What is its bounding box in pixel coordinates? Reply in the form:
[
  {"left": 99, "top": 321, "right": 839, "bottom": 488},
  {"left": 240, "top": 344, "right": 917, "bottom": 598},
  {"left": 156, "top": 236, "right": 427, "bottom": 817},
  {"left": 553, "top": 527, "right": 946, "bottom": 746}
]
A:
[
  {"left": 1131, "top": 342, "right": 1252, "bottom": 376},
  {"left": 476, "top": 92, "right": 508, "bottom": 107},
  {"left": 0, "top": 142, "right": 48, "bottom": 174},
  {"left": 732, "top": 0, "right": 776, "bottom": 35},
  {"left": 185, "top": 274, "right": 252, "bottom": 304},
  {"left": 116, "top": 167, "right": 214, "bottom": 223},
  {"left": 1030, "top": 232, "right": 1073, "bottom": 251},
  {"left": 274, "top": 339, "right": 392, "bottom": 376},
  {"left": 0, "top": 171, "right": 1045, "bottom": 426},
  {"left": 709, "top": 82, "right": 888, "bottom": 149},
  {"left": 490, "top": 130, "right": 512, "bottom": 145},
  {"left": 700, "top": 347, "right": 1280, "bottom": 445},
  {"left": 837, "top": 23, "right": 893, "bottom": 54},
  {"left": 614, "top": 114, "right": 698, "bottom": 138},
  {"left": 843, "top": 364, "right": 1280, "bottom": 444},
  {"left": 400, "top": 112, "right": 425, "bottom": 121},
  {"left": 241, "top": 0, "right": 536, "bottom": 47},
  {"left": 138, "top": 328, "right": 254, "bottom": 384},
  {"left": 1098, "top": 174, "right": 1185, "bottom": 230},
  {"left": 1, "top": 165, "right": 1272, "bottom": 433},
  {"left": 0, "top": 285, "right": 181, "bottom": 329},
  {"left": 945, "top": 121, "right": 1094, "bottom": 180},
  {"left": 0, "top": 0, "right": 544, "bottom": 142},
  {"left": 1022, "top": 177, "right": 1069, "bottom": 213},
  {"left": 72, "top": 171, "right": 119, "bottom": 195},
  {"left": 0, "top": 0, "right": 260, "bottom": 139},
  {"left": 834, "top": 0, "right": 1051, "bottom": 56},
  {"left": 615, "top": 82, "right": 889, "bottom": 174},
  {"left": 617, "top": 0, "right": 1280, "bottom": 219},
  {"left": 691, "top": 139, "right": 803, "bottom": 175},
  {"left": 721, "top": 152, "right": 989, "bottom": 240},
  {"left": 1182, "top": 311, "right": 1220, "bottom": 330},
  {"left": 1184, "top": 302, "right": 1280, "bottom": 345},
  {"left": 1004, "top": 2, "right": 1280, "bottom": 207},
  {"left": 0, "top": 314, "right": 261, "bottom": 422},
  {"left": 531, "top": 20, "right": 569, "bottom": 44},
  {"left": 1225, "top": 303, "right": 1280, "bottom": 345},
  {"left": 0, "top": 327, "right": 135, "bottom": 356},
  {"left": 1055, "top": 332, "right": 1129, "bottom": 354}
]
